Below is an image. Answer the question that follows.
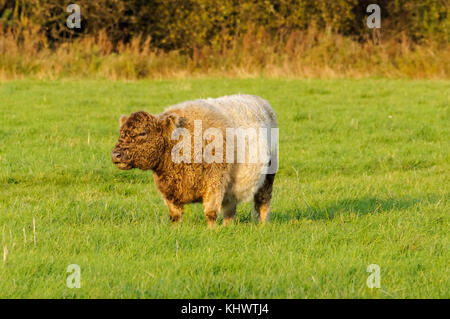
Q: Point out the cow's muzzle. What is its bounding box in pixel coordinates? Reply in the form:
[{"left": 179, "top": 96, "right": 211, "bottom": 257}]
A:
[{"left": 111, "top": 150, "right": 122, "bottom": 164}]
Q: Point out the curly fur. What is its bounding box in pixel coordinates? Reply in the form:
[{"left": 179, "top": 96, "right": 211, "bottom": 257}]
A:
[{"left": 112, "top": 94, "right": 277, "bottom": 227}]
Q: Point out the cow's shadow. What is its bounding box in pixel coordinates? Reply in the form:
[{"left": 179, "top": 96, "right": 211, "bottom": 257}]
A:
[{"left": 265, "top": 197, "right": 426, "bottom": 223}]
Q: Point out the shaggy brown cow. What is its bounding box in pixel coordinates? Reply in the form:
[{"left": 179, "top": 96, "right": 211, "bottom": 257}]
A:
[{"left": 111, "top": 94, "right": 277, "bottom": 227}]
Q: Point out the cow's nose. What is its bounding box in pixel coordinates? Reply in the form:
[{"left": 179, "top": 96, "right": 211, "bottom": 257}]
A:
[{"left": 111, "top": 150, "right": 121, "bottom": 163}]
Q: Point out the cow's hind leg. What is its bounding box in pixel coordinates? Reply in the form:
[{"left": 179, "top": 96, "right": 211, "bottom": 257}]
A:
[{"left": 254, "top": 174, "right": 275, "bottom": 223}]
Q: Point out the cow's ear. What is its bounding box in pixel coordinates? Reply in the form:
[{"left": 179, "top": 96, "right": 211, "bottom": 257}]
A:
[
  {"left": 160, "top": 113, "right": 187, "bottom": 129},
  {"left": 119, "top": 115, "right": 128, "bottom": 127}
]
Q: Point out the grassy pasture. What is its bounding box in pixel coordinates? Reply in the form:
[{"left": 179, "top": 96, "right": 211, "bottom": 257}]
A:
[{"left": 0, "top": 78, "right": 448, "bottom": 298}]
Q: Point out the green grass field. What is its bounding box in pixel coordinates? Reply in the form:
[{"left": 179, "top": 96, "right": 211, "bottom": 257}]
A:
[{"left": 0, "top": 78, "right": 448, "bottom": 298}]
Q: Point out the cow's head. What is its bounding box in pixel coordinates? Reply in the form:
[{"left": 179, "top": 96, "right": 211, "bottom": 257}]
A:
[{"left": 111, "top": 111, "right": 185, "bottom": 171}]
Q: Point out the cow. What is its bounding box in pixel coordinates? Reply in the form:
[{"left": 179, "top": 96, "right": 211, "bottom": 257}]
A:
[{"left": 111, "top": 94, "right": 277, "bottom": 227}]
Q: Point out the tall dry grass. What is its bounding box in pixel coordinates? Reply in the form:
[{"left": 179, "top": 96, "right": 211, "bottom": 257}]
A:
[{"left": 0, "top": 27, "right": 448, "bottom": 80}]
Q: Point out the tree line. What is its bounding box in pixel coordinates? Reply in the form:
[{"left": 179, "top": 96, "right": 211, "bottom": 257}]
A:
[{"left": 0, "top": 0, "right": 448, "bottom": 52}]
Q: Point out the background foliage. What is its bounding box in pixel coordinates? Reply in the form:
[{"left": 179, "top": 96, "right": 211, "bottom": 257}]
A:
[
  {"left": 1, "top": 0, "right": 448, "bottom": 49},
  {"left": 0, "top": 1, "right": 448, "bottom": 79}
]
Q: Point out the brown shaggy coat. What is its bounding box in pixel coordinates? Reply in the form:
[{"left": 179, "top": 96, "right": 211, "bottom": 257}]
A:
[{"left": 112, "top": 94, "right": 276, "bottom": 227}]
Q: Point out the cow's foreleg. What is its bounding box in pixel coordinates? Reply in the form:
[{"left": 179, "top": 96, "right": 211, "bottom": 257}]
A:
[
  {"left": 164, "top": 199, "right": 184, "bottom": 225},
  {"left": 203, "top": 189, "right": 224, "bottom": 228},
  {"left": 221, "top": 197, "right": 237, "bottom": 226}
]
